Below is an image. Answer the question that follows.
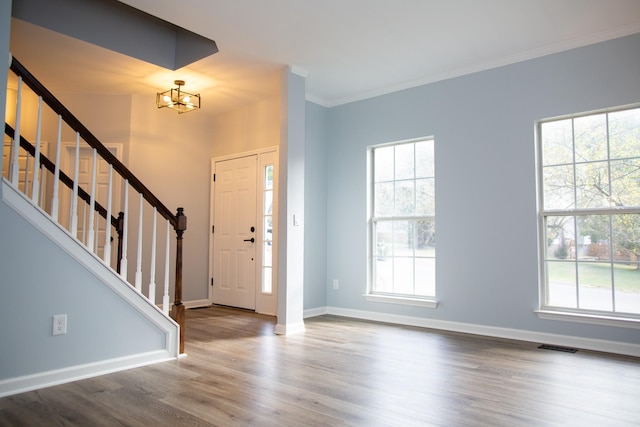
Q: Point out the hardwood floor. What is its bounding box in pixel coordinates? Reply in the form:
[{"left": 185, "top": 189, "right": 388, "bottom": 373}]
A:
[{"left": 1, "top": 306, "right": 639, "bottom": 426}]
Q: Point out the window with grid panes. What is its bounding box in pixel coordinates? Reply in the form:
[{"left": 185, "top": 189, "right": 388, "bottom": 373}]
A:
[
  {"left": 370, "top": 138, "right": 436, "bottom": 299},
  {"left": 537, "top": 105, "right": 640, "bottom": 320}
]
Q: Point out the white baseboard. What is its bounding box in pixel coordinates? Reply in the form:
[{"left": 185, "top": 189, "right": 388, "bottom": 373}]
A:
[
  {"left": 305, "top": 306, "right": 640, "bottom": 358},
  {"left": 304, "top": 306, "right": 328, "bottom": 318},
  {"left": 157, "top": 299, "right": 210, "bottom": 313},
  {"left": 0, "top": 350, "right": 176, "bottom": 398},
  {"left": 184, "top": 299, "right": 211, "bottom": 309}
]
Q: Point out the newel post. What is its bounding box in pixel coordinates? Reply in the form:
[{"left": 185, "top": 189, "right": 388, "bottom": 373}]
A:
[{"left": 171, "top": 207, "right": 187, "bottom": 354}]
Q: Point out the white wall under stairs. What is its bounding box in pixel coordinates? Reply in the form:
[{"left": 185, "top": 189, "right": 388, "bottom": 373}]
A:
[{"left": 0, "top": 179, "right": 179, "bottom": 397}]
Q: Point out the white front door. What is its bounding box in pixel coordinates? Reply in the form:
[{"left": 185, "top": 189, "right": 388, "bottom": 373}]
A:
[{"left": 212, "top": 155, "right": 258, "bottom": 309}]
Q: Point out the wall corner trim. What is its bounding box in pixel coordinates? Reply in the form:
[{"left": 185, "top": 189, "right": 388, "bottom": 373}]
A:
[{"left": 274, "top": 321, "right": 306, "bottom": 335}]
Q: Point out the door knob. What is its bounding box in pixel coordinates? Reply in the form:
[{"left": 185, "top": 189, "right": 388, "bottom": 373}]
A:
[{"left": 244, "top": 237, "right": 255, "bottom": 243}]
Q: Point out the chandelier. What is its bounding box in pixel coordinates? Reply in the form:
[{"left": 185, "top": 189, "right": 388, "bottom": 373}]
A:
[{"left": 156, "top": 80, "right": 200, "bottom": 113}]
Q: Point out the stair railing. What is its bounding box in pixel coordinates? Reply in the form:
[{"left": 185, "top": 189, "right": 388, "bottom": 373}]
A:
[
  {"left": 4, "top": 122, "right": 126, "bottom": 273},
  {"left": 3, "top": 56, "right": 186, "bottom": 353}
]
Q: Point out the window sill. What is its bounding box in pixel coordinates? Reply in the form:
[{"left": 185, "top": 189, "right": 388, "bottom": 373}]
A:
[
  {"left": 364, "top": 294, "right": 438, "bottom": 308},
  {"left": 535, "top": 309, "right": 640, "bottom": 329}
]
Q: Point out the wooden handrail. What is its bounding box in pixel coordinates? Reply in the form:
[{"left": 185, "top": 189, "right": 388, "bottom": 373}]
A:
[{"left": 9, "top": 56, "right": 178, "bottom": 228}]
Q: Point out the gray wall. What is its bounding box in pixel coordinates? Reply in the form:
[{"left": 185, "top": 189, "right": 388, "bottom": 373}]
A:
[
  {"left": 324, "top": 33, "right": 640, "bottom": 344},
  {"left": 0, "top": 198, "right": 168, "bottom": 380},
  {"left": 304, "top": 101, "right": 328, "bottom": 309}
]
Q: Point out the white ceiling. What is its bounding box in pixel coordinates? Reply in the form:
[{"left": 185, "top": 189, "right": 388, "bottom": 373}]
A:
[{"left": 9, "top": 0, "right": 640, "bottom": 115}]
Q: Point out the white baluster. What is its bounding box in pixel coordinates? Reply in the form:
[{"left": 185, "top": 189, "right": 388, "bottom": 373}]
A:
[
  {"left": 87, "top": 148, "right": 97, "bottom": 250},
  {"left": 10, "top": 77, "right": 22, "bottom": 186},
  {"left": 148, "top": 207, "right": 158, "bottom": 304},
  {"left": 104, "top": 165, "right": 113, "bottom": 265},
  {"left": 81, "top": 203, "right": 87, "bottom": 244},
  {"left": 120, "top": 180, "right": 129, "bottom": 280},
  {"left": 39, "top": 163, "right": 46, "bottom": 207},
  {"left": 134, "top": 193, "right": 143, "bottom": 293},
  {"left": 31, "top": 97, "right": 43, "bottom": 204},
  {"left": 163, "top": 219, "right": 171, "bottom": 316},
  {"left": 51, "top": 115, "right": 62, "bottom": 221},
  {"left": 23, "top": 152, "right": 30, "bottom": 194},
  {"left": 70, "top": 133, "right": 80, "bottom": 238},
  {"left": 94, "top": 211, "right": 100, "bottom": 254},
  {"left": 5, "top": 140, "right": 12, "bottom": 182}
]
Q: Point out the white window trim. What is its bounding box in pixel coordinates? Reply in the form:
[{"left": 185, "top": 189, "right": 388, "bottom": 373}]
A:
[
  {"left": 535, "top": 104, "right": 640, "bottom": 324},
  {"left": 366, "top": 137, "right": 437, "bottom": 306}
]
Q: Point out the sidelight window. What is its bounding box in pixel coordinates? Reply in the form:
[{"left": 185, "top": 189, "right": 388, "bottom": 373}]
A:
[{"left": 262, "top": 164, "right": 274, "bottom": 294}]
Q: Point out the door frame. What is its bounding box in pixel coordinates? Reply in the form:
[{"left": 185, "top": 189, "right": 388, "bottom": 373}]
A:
[{"left": 209, "top": 146, "right": 279, "bottom": 315}]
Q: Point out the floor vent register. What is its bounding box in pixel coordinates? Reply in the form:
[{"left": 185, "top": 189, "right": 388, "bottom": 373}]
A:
[{"left": 538, "top": 344, "right": 578, "bottom": 353}]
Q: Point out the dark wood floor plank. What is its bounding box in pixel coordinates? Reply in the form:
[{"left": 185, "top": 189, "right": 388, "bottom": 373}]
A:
[{"left": 1, "top": 306, "right": 639, "bottom": 426}]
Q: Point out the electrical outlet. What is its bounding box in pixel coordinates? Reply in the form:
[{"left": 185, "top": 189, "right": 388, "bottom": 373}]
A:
[
  {"left": 53, "top": 314, "right": 67, "bottom": 336},
  {"left": 333, "top": 279, "right": 339, "bottom": 289}
]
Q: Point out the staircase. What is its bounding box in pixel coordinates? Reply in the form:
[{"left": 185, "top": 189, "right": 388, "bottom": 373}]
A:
[{"left": 1, "top": 56, "right": 186, "bottom": 397}]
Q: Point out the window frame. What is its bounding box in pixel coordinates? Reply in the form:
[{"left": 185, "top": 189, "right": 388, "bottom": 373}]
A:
[
  {"left": 535, "top": 104, "right": 640, "bottom": 329},
  {"left": 366, "top": 137, "right": 437, "bottom": 308}
]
